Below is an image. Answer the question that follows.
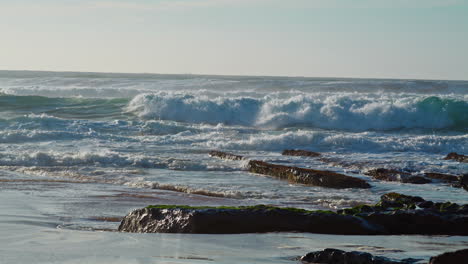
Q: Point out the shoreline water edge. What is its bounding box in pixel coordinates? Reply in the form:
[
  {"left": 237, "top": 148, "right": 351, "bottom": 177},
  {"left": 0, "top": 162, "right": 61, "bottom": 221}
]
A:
[{"left": 0, "top": 71, "right": 467, "bottom": 263}]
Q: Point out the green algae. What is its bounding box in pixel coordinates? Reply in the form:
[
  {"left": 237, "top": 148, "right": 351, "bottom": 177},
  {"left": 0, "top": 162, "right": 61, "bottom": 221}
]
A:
[
  {"left": 145, "top": 204, "right": 333, "bottom": 214},
  {"left": 145, "top": 192, "right": 461, "bottom": 217}
]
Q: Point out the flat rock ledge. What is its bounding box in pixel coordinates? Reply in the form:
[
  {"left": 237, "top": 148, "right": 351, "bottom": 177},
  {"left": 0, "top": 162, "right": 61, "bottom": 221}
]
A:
[
  {"left": 300, "top": 248, "right": 417, "bottom": 264},
  {"left": 282, "top": 149, "right": 321, "bottom": 157},
  {"left": 118, "top": 193, "right": 468, "bottom": 235},
  {"left": 429, "top": 248, "right": 468, "bottom": 264},
  {"left": 247, "top": 160, "right": 371, "bottom": 189},
  {"left": 444, "top": 152, "right": 467, "bottom": 163}
]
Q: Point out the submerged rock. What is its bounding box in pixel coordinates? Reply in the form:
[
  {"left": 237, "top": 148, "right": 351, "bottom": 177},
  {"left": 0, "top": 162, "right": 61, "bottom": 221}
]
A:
[
  {"left": 429, "top": 248, "right": 468, "bottom": 264},
  {"left": 300, "top": 248, "right": 413, "bottom": 264},
  {"left": 424, "top": 172, "right": 460, "bottom": 183},
  {"left": 282, "top": 149, "right": 321, "bottom": 157},
  {"left": 247, "top": 160, "right": 371, "bottom": 189},
  {"left": 365, "top": 168, "right": 432, "bottom": 184},
  {"left": 208, "top": 150, "right": 244, "bottom": 160},
  {"left": 119, "top": 193, "right": 468, "bottom": 235},
  {"left": 444, "top": 152, "right": 468, "bottom": 163}
]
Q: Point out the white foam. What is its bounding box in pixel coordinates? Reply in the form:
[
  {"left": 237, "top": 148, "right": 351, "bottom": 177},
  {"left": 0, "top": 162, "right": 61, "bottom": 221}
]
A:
[{"left": 127, "top": 92, "right": 467, "bottom": 131}]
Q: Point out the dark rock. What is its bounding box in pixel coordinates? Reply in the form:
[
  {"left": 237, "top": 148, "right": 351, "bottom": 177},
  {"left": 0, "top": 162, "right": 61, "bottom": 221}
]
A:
[
  {"left": 208, "top": 150, "right": 244, "bottom": 160},
  {"left": 300, "top": 248, "right": 411, "bottom": 264},
  {"left": 247, "top": 160, "right": 371, "bottom": 189},
  {"left": 119, "top": 193, "right": 468, "bottom": 235},
  {"left": 118, "top": 205, "right": 377, "bottom": 234},
  {"left": 458, "top": 174, "right": 468, "bottom": 191},
  {"left": 429, "top": 248, "right": 468, "bottom": 264},
  {"left": 403, "top": 176, "right": 432, "bottom": 184},
  {"left": 365, "top": 168, "right": 431, "bottom": 184},
  {"left": 424, "top": 172, "right": 460, "bottom": 183},
  {"left": 282, "top": 149, "right": 321, "bottom": 157},
  {"left": 444, "top": 152, "right": 468, "bottom": 163},
  {"left": 379, "top": 192, "right": 425, "bottom": 208}
]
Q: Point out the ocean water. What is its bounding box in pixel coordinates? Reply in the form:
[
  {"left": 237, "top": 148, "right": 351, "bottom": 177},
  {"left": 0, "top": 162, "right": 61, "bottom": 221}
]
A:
[{"left": 0, "top": 71, "right": 467, "bottom": 263}]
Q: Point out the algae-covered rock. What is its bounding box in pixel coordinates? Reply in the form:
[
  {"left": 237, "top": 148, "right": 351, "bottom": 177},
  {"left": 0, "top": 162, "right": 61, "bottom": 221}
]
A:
[
  {"left": 247, "top": 160, "right": 371, "bottom": 189},
  {"left": 119, "top": 193, "right": 468, "bottom": 235},
  {"left": 282, "top": 149, "right": 321, "bottom": 157}
]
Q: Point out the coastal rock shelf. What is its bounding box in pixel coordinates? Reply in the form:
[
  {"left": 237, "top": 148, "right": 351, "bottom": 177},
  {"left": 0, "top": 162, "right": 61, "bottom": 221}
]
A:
[
  {"left": 118, "top": 193, "right": 468, "bottom": 235},
  {"left": 247, "top": 160, "right": 371, "bottom": 189}
]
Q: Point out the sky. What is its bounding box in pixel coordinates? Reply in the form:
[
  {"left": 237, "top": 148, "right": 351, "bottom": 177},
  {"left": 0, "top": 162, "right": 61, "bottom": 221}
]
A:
[{"left": 0, "top": 0, "right": 467, "bottom": 80}]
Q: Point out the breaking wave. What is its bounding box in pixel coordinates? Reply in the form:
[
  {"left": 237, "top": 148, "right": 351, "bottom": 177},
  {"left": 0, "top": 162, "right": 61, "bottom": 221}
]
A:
[{"left": 127, "top": 92, "right": 468, "bottom": 131}]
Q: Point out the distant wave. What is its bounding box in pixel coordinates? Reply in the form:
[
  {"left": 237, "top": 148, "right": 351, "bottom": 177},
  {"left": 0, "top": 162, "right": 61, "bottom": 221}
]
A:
[
  {"left": 127, "top": 92, "right": 468, "bottom": 131},
  {"left": 0, "top": 94, "right": 129, "bottom": 119}
]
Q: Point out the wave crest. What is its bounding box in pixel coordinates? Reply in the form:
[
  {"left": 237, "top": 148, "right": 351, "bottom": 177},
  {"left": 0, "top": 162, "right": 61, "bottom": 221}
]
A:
[{"left": 127, "top": 92, "right": 468, "bottom": 131}]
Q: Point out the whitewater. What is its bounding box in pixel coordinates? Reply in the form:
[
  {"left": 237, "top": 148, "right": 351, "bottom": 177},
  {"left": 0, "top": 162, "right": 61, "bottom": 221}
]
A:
[{"left": 0, "top": 70, "right": 467, "bottom": 263}]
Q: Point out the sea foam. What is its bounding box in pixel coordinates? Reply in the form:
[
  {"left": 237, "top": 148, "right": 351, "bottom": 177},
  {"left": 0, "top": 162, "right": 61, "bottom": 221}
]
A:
[{"left": 127, "top": 92, "right": 467, "bottom": 131}]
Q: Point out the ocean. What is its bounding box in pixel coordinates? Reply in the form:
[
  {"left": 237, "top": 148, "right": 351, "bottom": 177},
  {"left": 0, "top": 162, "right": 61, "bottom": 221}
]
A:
[{"left": 0, "top": 70, "right": 467, "bottom": 263}]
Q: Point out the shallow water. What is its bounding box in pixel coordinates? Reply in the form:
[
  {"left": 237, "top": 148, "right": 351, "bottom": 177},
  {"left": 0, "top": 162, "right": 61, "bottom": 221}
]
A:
[{"left": 0, "top": 71, "right": 467, "bottom": 263}]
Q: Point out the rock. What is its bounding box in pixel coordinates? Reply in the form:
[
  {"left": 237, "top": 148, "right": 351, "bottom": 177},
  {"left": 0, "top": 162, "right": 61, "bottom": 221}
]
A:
[
  {"left": 378, "top": 192, "right": 425, "bottom": 208},
  {"left": 300, "top": 248, "right": 411, "bottom": 264},
  {"left": 443, "top": 152, "right": 468, "bottom": 163},
  {"left": 119, "top": 193, "right": 468, "bottom": 235},
  {"left": 282, "top": 149, "right": 321, "bottom": 157},
  {"left": 208, "top": 150, "right": 244, "bottom": 160},
  {"left": 429, "top": 248, "right": 468, "bottom": 264},
  {"left": 424, "top": 172, "right": 460, "bottom": 183},
  {"left": 118, "top": 205, "right": 376, "bottom": 234},
  {"left": 364, "top": 168, "right": 432, "bottom": 184},
  {"left": 247, "top": 160, "right": 371, "bottom": 189},
  {"left": 458, "top": 174, "right": 468, "bottom": 191}
]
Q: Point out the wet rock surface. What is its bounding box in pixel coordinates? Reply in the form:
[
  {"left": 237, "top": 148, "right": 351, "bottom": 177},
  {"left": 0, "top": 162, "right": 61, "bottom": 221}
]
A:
[
  {"left": 364, "top": 168, "right": 432, "bottom": 184},
  {"left": 300, "top": 248, "right": 417, "bottom": 264},
  {"left": 444, "top": 152, "right": 468, "bottom": 163},
  {"left": 118, "top": 205, "right": 374, "bottom": 234},
  {"left": 119, "top": 193, "right": 468, "bottom": 235},
  {"left": 429, "top": 248, "right": 468, "bottom": 264},
  {"left": 208, "top": 150, "right": 245, "bottom": 160},
  {"left": 247, "top": 160, "right": 371, "bottom": 189},
  {"left": 282, "top": 149, "right": 321, "bottom": 157}
]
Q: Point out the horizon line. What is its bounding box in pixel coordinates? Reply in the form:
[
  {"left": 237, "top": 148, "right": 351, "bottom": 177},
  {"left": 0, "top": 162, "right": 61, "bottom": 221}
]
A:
[{"left": 0, "top": 69, "right": 466, "bottom": 82}]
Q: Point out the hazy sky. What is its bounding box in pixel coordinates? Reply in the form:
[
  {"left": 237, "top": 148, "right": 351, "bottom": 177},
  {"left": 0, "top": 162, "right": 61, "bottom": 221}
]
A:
[{"left": 1, "top": 0, "right": 467, "bottom": 80}]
